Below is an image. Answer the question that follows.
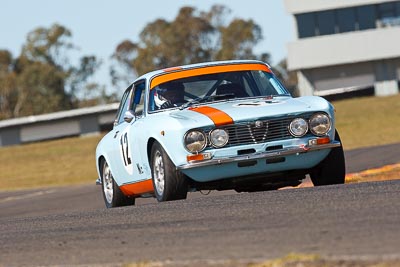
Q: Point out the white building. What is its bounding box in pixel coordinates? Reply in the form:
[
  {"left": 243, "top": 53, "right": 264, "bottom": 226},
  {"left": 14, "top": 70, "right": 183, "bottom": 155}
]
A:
[{"left": 284, "top": 0, "right": 400, "bottom": 98}]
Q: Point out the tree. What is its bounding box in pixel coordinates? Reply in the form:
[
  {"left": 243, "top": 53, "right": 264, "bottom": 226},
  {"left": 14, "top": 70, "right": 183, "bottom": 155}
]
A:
[
  {"left": 20, "top": 23, "right": 104, "bottom": 104},
  {"left": 69, "top": 55, "right": 104, "bottom": 105},
  {"left": 15, "top": 61, "right": 68, "bottom": 116},
  {"left": 0, "top": 23, "right": 106, "bottom": 119},
  {"left": 216, "top": 19, "right": 262, "bottom": 60},
  {"left": 111, "top": 5, "right": 269, "bottom": 85},
  {"left": 0, "top": 50, "right": 17, "bottom": 119},
  {"left": 21, "top": 23, "right": 74, "bottom": 69}
]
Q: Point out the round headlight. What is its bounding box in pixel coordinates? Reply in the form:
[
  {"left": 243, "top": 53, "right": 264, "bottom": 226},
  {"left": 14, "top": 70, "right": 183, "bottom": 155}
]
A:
[
  {"left": 289, "top": 118, "right": 308, "bottom": 137},
  {"left": 184, "top": 130, "right": 207, "bottom": 153},
  {"left": 209, "top": 129, "right": 229, "bottom": 148},
  {"left": 309, "top": 113, "right": 331, "bottom": 136}
]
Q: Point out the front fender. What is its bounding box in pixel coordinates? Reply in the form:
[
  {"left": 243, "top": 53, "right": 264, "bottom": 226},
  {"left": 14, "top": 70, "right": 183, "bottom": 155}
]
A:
[
  {"left": 95, "top": 131, "right": 121, "bottom": 185},
  {"left": 146, "top": 132, "right": 189, "bottom": 168}
]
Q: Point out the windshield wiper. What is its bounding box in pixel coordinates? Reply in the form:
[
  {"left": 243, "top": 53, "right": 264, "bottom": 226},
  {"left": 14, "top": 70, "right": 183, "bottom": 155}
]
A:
[
  {"left": 181, "top": 94, "right": 288, "bottom": 110},
  {"left": 180, "top": 95, "right": 217, "bottom": 109}
]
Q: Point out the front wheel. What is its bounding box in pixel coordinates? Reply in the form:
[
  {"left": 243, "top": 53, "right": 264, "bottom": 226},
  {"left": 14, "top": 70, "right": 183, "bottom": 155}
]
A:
[
  {"left": 101, "top": 159, "right": 135, "bottom": 208},
  {"left": 150, "top": 142, "right": 188, "bottom": 202},
  {"left": 310, "top": 130, "right": 346, "bottom": 186}
]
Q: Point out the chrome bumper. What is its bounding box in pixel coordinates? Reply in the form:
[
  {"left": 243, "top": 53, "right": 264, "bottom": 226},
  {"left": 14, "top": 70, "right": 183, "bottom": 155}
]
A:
[{"left": 176, "top": 141, "right": 341, "bottom": 170}]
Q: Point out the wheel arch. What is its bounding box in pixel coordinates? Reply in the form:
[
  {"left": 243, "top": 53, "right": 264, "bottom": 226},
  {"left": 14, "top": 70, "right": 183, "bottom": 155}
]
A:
[
  {"left": 146, "top": 135, "right": 186, "bottom": 168},
  {"left": 96, "top": 154, "right": 121, "bottom": 186},
  {"left": 147, "top": 137, "right": 157, "bottom": 166},
  {"left": 309, "top": 128, "right": 346, "bottom": 186},
  {"left": 97, "top": 155, "right": 106, "bottom": 177}
]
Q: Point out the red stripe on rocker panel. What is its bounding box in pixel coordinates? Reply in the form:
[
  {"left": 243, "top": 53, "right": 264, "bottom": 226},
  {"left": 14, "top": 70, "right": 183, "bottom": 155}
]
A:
[{"left": 119, "top": 179, "right": 154, "bottom": 196}]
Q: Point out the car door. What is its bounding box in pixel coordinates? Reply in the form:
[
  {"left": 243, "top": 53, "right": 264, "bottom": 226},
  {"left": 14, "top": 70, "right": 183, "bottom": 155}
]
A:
[
  {"left": 106, "top": 85, "right": 135, "bottom": 185},
  {"left": 109, "top": 81, "right": 149, "bottom": 186},
  {"left": 124, "top": 81, "right": 151, "bottom": 183}
]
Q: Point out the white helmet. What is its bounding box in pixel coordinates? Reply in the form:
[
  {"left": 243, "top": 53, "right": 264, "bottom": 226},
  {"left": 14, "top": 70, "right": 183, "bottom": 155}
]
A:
[{"left": 154, "top": 82, "right": 184, "bottom": 109}]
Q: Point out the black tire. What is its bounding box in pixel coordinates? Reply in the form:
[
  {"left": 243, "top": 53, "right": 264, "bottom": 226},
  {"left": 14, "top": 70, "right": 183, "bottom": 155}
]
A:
[
  {"left": 101, "top": 159, "right": 135, "bottom": 208},
  {"left": 310, "top": 130, "right": 346, "bottom": 186},
  {"left": 150, "top": 142, "right": 188, "bottom": 202}
]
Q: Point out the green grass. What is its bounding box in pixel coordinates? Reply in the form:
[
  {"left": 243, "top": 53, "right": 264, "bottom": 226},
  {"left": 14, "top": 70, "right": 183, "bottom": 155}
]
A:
[
  {"left": 333, "top": 94, "right": 400, "bottom": 150},
  {"left": 0, "top": 94, "right": 399, "bottom": 191},
  {"left": 0, "top": 135, "right": 103, "bottom": 191}
]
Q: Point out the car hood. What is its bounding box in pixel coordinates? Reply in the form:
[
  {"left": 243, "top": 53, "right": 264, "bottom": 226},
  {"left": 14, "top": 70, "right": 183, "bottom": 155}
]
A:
[{"left": 169, "top": 96, "right": 332, "bottom": 127}]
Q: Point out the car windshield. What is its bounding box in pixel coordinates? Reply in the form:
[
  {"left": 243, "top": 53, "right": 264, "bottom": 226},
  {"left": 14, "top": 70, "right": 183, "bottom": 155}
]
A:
[{"left": 148, "top": 70, "right": 289, "bottom": 111}]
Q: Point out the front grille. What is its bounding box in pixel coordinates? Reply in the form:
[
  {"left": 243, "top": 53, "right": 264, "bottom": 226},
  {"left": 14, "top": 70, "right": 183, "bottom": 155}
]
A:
[
  {"left": 225, "top": 118, "right": 292, "bottom": 146},
  {"left": 205, "top": 114, "right": 313, "bottom": 148}
]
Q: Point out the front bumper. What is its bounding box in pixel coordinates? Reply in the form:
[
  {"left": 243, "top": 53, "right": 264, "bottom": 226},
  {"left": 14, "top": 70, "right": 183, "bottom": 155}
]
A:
[{"left": 176, "top": 141, "right": 341, "bottom": 170}]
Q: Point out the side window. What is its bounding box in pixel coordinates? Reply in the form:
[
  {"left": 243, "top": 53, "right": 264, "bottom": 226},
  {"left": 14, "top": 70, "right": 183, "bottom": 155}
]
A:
[
  {"left": 130, "top": 81, "right": 146, "bottom": 116},
  {"left": 115, "top": 86, "right": 133, "bottom": 126}
]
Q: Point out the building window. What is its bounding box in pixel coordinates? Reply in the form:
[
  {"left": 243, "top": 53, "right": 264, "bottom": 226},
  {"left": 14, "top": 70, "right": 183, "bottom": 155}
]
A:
[
  {"left": 296, "top": 13, "right": 316, "bottom": 38},
  {"left": 295, "top": 1, "right": 400, "bottom": 39},
  {"left": 378, "top": 2, "right": 400, "bottom": 27},
  {"left": 316, "top": 10, "right": 336, "bottom": 35},
  {"left": 337, "top": 8, "right": 356, "bottom": 33},
  {"left": 357, "top": 5, "right": 377, "bottom": 30}
]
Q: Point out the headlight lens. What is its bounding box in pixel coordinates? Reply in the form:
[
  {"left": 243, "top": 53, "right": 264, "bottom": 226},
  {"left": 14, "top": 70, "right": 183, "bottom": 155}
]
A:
[
  {"left": 184, "top": 130, "right": 207, "bottom": 153},
  {"left": 289, "top": 118, "right": 308, "bottom": 137},
  {"left": 309, "top": 113, "right": 331, "bottom": 136},
  {"left": 209, "top": 129, "right": 229, "bottom": 148}
]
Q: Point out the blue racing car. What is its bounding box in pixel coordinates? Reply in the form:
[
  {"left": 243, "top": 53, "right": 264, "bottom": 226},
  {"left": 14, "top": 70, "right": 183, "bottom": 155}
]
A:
[{"left": 95, "top": 60, "right": 345, "bottom": 208}]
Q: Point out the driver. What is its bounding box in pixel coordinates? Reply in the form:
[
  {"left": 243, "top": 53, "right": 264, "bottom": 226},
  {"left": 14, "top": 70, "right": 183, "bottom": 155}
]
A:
[{"left": 154, "top": 81, "right": 185, "bottom": 109}]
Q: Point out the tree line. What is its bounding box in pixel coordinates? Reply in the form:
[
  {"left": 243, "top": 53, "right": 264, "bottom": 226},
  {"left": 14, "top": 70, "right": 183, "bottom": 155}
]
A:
[{"left": 0, "top": 5, "right": 296, "bottom": 120}]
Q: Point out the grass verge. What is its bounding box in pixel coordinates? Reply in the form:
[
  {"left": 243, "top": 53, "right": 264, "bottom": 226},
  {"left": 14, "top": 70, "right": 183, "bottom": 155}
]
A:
[
  {"left": 248, "top": 253, "right": 400, "bottom": 267},
  {"left": 346, "top": 163, "right": 400, "bottom": 183},
  {"left": 0, "top": 134, "right": 103, "bottom": 191},
  {"left": 333, "top": 94, "right": 400, "bottom": 150},
  {"left": 121, "top": 253, "right": 400, "bottom": 267}
]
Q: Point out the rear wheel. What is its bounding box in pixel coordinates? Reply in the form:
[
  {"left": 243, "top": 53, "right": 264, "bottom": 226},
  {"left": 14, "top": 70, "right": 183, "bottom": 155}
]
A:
[
  {"left": 310, "top": 130, "right": 346, "bottom": 186},
  {"left": 101, "top": 159, "right": 135, "bottom": 208},
  {"left": 150, "top": 142, "right": 188, "bottom": 202}
]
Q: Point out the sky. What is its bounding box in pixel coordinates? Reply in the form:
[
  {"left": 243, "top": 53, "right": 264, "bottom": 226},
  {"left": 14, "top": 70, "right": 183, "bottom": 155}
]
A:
[{"left": 0, "top": 0, "right": 294, "bottom": 89}]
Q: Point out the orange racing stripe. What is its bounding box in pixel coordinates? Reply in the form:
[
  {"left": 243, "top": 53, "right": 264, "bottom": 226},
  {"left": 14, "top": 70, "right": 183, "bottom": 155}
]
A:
[
  {"left": 120, "top": 179, "right": 154, "bottom": 196},
  {"left": 189, "top": 106, "right": 234, "bottom": 126},
  {"left": 150, "top": 63, "right": 271, "bottom": 89}
]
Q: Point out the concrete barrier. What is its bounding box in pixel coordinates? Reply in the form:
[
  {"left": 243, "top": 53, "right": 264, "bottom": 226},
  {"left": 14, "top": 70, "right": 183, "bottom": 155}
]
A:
[{"left": 0, "top": 103, "right": 119, "bottom": 147}]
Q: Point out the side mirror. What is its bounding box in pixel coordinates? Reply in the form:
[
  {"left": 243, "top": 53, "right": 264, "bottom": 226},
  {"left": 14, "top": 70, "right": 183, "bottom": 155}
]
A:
[{"left": 124, "top": 110, "right": 136, "bottom": 123}]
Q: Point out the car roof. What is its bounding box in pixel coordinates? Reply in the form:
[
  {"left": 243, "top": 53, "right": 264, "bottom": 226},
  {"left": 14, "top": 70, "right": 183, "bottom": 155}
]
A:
[{"left": 132, "top": 60, "right": 272, "bottom": 89}]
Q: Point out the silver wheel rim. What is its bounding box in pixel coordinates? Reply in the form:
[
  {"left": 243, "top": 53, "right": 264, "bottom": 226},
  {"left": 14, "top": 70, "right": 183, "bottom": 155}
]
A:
[
  {"left": 153, "top": 150, "right": 165, "bottom": 196},
  {"left": 103, "top": 162, "right": 113, "bottom": 204}
]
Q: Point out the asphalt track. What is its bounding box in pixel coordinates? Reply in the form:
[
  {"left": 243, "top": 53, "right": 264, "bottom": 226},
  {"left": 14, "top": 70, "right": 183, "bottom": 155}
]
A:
[{"left": 0, "top": 143, "right": 400, "bottom": 266}]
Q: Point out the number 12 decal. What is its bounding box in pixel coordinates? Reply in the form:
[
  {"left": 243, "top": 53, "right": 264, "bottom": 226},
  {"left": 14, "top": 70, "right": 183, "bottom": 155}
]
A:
[{"left": 120, "top": 132, "right": 132, "bottom": 166}]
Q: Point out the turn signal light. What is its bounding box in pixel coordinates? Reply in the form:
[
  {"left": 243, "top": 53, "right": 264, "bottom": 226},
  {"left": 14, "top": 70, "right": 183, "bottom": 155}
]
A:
[
  {"left": 187, "top": 153, "right": 211, "bottom": 162},
  {"left": 308, "top": 137, "right": 330, "bottom": 146},
  {"left": 317, "top": 137, "right": 330, "bottom": 145}
]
